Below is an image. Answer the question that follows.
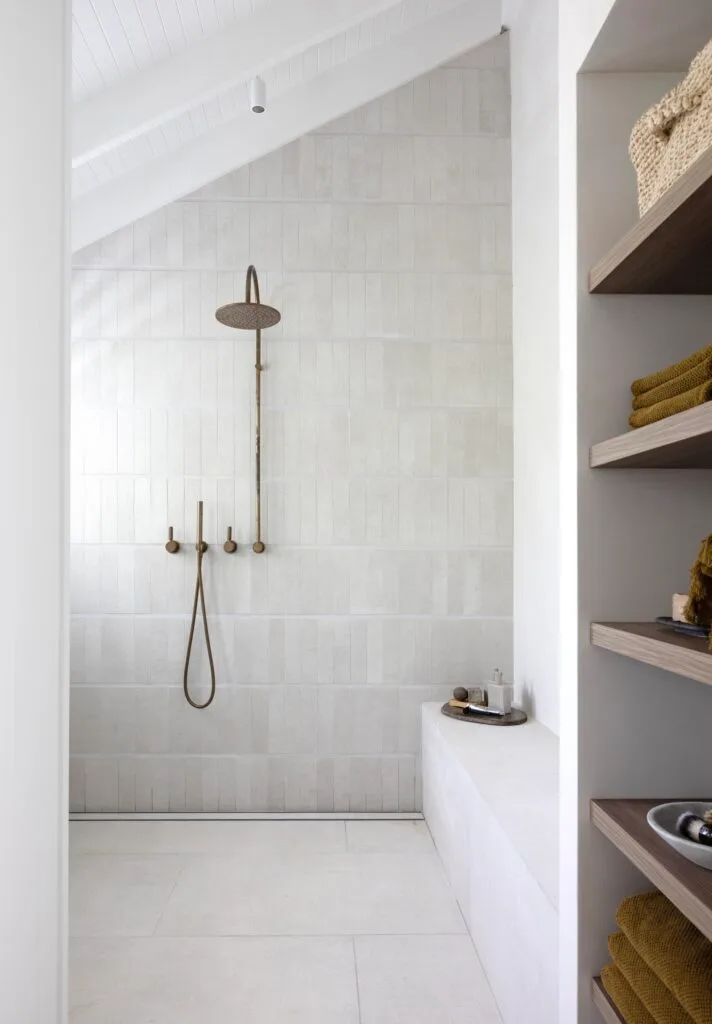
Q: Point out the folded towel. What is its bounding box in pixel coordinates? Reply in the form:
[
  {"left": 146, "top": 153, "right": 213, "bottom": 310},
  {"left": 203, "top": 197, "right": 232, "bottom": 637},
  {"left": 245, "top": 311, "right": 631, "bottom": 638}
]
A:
[
  {"left": 629, "top": 381, "right": 712, "bottom": 428},
  {"left": 602, "top": 964, "right": 658, "bottom": 1024},
  {"left": 632, "top": 346, "right": 712, "bottom": 397},
  {"left": 610, "top": 932, "right": 695, "bottom": 1024},
  {"left": 633, "top": 354, "right": 712, "bottom": 409},
  {"left": 617, "top": 892, "right": 712, "bottom": 1024}
]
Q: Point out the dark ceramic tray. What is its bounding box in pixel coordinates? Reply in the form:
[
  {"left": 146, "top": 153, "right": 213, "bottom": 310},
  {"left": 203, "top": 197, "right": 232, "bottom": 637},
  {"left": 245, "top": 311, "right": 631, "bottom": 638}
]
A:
[
  {"left": 655, "top": 616, "right": 709, "bottom": 639},
  {"left": 440, "top": 703, "right": 528, "bottom": 727}
]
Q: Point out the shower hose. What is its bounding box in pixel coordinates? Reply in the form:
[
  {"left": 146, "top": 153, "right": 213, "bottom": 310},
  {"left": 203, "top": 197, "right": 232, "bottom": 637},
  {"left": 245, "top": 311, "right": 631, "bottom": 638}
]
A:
[{"left": 183, "top": 504, "right": 216, "bottom": 709}]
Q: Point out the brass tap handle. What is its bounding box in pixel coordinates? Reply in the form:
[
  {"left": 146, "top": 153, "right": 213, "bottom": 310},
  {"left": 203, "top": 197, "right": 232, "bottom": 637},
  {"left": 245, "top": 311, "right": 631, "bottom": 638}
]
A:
[
  {"left": 165, "top": 527, "right": 180, "bottom": 554},
  {"left": 223, "top": 527, "right": 238, "bottom": 554}
]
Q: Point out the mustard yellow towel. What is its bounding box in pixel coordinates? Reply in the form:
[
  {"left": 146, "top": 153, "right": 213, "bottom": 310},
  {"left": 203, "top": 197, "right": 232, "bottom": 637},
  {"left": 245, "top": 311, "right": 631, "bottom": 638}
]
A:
[
  {"left": 629, "top": 381, "right": 712, "bottom": 429},
  {"left": 610, "top": 932, "right": 695, "bottom": 1024},
  {"left": 602, "top": 963, "right": 658, "bottom": 1024},
  {"left": 632, "top": 346, "right": 712, "bottom": 397},
  {"left": 617, "top": 892, "right": 712, "bottom": 1024},
  {"left": 632, "top": 354, "right": 712, "bottom": 409}
]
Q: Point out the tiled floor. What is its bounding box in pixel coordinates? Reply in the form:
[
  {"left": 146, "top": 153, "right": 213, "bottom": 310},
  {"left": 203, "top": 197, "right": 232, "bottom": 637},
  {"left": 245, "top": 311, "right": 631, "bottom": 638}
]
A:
[{"left": 69, "top": 819, "right": 502, "bottom": 1024}]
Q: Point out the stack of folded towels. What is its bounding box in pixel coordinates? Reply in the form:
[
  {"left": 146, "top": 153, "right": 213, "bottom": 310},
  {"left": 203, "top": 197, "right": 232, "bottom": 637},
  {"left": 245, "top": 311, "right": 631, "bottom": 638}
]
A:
[
  {"left": 602, "top": 891, "right": 712, "bottom": 1024},
  {"left": 630, "top": 346, "right": 712, "bottom": 429}
]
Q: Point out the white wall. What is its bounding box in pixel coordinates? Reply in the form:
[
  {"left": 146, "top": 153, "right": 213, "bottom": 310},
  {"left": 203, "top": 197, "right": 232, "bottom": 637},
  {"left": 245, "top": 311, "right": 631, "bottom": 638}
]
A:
[
  {"left": 0, "top": 0, "right": 70, "bottom": 1020},
  {"left": 505, "top": 0, "right": 560, "bottom": 734},
  {"left": 69, "top": 36, "right": 514, "bottom": 814}
]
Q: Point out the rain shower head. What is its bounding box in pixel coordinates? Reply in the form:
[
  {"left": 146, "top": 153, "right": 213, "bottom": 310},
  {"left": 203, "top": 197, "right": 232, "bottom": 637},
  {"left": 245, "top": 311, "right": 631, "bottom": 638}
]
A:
[
  {"left": 215, "top": 264, "right": 281, "bottom": 331},
  {"left": 215, "top": 300, "right": 281, "bottom": 330}
]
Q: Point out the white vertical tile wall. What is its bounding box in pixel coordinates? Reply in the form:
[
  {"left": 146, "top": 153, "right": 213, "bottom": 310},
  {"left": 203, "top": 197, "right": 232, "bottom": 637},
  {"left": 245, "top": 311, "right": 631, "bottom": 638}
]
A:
[{"left": 70, "top": 36, "right": 512, "bottom": 813}]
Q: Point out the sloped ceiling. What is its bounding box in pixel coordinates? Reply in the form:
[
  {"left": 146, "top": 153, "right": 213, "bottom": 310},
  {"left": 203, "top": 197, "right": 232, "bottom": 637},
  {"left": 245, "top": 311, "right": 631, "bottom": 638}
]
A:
[{"left": 71, "top": 0, "right": 502, "bottom": 251}]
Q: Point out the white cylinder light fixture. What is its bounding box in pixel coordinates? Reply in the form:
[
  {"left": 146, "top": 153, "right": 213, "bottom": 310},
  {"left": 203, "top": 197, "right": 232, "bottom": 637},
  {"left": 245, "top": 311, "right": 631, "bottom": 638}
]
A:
[{"left": 249, "top": 75, "right": 266, "bottom": 114}]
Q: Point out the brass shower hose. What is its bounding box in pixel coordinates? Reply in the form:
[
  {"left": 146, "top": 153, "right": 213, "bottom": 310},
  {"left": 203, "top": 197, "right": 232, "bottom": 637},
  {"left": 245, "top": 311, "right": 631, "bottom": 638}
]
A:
[{"left": 183, "top": 500, "right": 216, "bottom": 710}]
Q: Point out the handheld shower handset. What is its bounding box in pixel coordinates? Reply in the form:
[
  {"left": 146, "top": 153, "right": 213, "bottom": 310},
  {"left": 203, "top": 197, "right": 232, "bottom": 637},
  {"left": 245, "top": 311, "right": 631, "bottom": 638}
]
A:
[{"left": 183, "top": 501, "right": 216, "bottom": 709}]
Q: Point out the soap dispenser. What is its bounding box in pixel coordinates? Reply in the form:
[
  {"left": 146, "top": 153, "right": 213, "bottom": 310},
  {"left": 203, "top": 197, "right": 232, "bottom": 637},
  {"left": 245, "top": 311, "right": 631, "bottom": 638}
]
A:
[{"left": 486, "top": 668, "right": 513, "bottom": 714}]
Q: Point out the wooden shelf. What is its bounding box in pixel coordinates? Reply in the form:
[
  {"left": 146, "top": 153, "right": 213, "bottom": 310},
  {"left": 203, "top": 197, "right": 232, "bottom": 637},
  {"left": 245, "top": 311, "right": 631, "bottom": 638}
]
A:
[
  {"left": 591, "top": 799, "right": 712, "bottom": 943},
  {"left": 590, "top": 404, "right": 712, "bottom": 468},
  {"left": 592, "top": 978, "right": 625, "bottom": 1024},
  {"left": 591, "top": 622, "right": 712, "bottom": 686},
  {"left": 589, "top": 147, "right": 712, "bottom": 294}
]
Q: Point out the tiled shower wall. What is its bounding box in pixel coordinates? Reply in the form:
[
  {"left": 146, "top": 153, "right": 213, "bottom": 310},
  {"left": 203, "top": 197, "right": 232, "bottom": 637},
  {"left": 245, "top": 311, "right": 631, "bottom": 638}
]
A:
[{"left": 69, "top": 35, "right": 512, "bottom": 813}]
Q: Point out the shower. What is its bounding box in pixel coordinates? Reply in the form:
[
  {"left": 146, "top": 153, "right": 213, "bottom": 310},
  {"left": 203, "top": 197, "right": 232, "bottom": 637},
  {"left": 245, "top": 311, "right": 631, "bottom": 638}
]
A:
[
  {"left": 176, "top": 266, "right": 281, "bottom": 710},
  {"left": 216, "top": 264, "right": 281, "bottom": 555}
]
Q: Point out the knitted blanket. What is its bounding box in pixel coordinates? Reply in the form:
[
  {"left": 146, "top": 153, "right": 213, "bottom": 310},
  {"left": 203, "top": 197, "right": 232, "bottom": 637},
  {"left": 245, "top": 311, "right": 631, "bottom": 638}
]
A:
[
  {"left": 629, "top": 381, "right": 712, "bottom": 428},
  {"left": 602, "top": 964, "right": 657, "bottom": 1024},
  {"left": 617, "top": 892, "right": 712, "bottom": 1024},
  {"left": 610, "top": 931, "right": 695, "bottom": 1024}
]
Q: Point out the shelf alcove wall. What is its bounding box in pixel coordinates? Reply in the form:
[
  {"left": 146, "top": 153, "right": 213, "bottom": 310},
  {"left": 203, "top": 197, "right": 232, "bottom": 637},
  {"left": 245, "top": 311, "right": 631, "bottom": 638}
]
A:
[{"left": 559, "top": 7, "right": 712, "bottom": 1020}]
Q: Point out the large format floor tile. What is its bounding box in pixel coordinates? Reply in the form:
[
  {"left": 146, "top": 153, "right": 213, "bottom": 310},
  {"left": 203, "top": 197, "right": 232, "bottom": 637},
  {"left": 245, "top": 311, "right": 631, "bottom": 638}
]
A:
[
  {"left": 70, "top": 854, "right": 187, "bottom": 937},
  {"left": 71, "top": 820, "right": 347, "bottom": 857},
  {"left": 70, "top": 936, "right": 359, "bottom": 1024},
  {"left": 355, "top": 935, "right": 502, "bottom": 1024},
  {"left": 155, "top": 850, "right": 465, "bottom": 936},
  {"left": 346, "top": 819, "right": 435, "bottom": 854},
  {"left": 68, "top": 821, "right": 501, "bottom": 1023}
]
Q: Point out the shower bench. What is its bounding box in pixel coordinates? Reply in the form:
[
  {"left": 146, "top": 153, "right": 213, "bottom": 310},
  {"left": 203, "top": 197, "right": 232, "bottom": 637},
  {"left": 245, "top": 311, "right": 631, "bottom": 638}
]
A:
[{"left": 421, "top": 703, "right": 558, "bottom": 1024}]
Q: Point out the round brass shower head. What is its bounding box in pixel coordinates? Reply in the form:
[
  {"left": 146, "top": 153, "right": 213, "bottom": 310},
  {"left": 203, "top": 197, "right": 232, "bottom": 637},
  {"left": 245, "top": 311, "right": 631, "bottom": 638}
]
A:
[
  {"left": 215, "top": 301, "right": 281, "bottom": 330},
  {"left": 215, "top": 263, "right": 281, "bottom": 331}
]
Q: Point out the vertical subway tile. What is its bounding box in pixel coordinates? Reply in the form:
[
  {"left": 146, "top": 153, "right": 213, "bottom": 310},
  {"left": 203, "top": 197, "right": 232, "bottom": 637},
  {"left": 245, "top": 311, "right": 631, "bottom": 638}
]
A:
[{"left": 70, "top": 34, "right": 512, "bottom": 814}]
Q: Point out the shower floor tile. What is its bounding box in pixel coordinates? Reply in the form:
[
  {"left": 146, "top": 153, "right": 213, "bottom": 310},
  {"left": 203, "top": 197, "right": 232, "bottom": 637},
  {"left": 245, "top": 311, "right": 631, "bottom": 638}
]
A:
[
  {"left": 355, "top": 935, "right": 503, "bottom": 1024},
  {"left": 155, "top": 848, "right": 464, "bottom": 937},
  {"left": 69, "top": 820, "right": 501, "bottom": 1023},
  {"left": 69, "top": 936, "right": 359, "bottom": 1024},
  {"left": 71, "top": 819, "right": 347, "bottom": 856}
]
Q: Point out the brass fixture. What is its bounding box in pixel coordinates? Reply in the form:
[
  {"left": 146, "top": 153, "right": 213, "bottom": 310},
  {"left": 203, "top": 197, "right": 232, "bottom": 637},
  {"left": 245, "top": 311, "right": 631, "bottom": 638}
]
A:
[
  {"left": 215, "top": 264, "right": 280, "bottom": 555},
  {"left": 165, "top": 526, "right": 180, "bottom": 554},
  {"left": 183, "top": 501, "right": 216, "bottom": 710},
  {"left": 223, "top": 526, "right": 238, "bottom": 554}
]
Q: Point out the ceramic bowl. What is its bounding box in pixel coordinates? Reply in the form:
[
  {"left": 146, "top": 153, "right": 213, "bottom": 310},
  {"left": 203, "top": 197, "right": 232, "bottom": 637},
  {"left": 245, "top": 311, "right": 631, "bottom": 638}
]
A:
[{"left": 647, "top": 801, "right": 712, "bottom": 870}]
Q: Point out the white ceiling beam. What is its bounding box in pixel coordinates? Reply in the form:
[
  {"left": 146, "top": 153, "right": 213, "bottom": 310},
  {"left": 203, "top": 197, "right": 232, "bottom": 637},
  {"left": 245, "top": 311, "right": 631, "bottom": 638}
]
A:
[
  {"left": 72, "top": 0, "right": 502, "bottom": 252},
  {"left": 73, "top": 0, "right": 405, "bottom": 167}
]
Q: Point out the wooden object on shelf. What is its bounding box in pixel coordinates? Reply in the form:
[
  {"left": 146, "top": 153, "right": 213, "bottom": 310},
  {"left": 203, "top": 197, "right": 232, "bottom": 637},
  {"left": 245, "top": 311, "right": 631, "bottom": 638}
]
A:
[
  {"left": 592, "top": 978, "right": 625, "bottom": 1024},
  {"left": 590, "top": 403, "right": 712, "bottom": 468},
  {"left": 591, "top": 799, "right": 712, "bottom": 944},
  {"left": 589, "top": 146, "right": 712, "bottom": 294},
  {"left": 591, "top": 622, "right": 712, "bottom": 687}
]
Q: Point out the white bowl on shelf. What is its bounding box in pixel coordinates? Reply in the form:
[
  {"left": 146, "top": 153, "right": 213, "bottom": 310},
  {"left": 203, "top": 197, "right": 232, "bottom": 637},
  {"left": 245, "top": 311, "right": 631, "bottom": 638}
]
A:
[{"left": 647, "top": 801, "right": 712, "bottom": 870}]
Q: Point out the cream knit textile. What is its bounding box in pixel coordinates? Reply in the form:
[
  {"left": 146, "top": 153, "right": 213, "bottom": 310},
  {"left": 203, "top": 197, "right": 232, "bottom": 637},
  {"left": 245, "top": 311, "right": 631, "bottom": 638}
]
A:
[{"left": 630, "top": 37, "right": 712, "bottom": 215}]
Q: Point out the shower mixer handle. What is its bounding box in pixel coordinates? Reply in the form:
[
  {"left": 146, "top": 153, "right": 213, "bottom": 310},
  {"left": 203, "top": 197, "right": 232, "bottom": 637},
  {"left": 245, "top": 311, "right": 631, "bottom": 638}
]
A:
[
  {"left": 165, "top": 527, "right": 180, "bottom": 554},
  {"left": 223, "top": 527, "right": 238, "bottom": 554}
]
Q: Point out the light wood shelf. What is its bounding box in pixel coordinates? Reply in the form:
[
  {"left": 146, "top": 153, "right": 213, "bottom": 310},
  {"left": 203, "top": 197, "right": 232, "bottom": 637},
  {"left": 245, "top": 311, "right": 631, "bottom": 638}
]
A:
[
  {"left": 591, "top": 622, "right": 712, "bottom": 686},
  {"left": 592, "top": 978, "right": 625, "bottom": 1024},
  {"left": 591, "top": 799, "right": 712, "bottom": 944},
  {"left": 590, "top": 404, "right": 712, "bottom": 468},
  {"left": 589, "top": 147, "right": 712, "bottom": 293}
]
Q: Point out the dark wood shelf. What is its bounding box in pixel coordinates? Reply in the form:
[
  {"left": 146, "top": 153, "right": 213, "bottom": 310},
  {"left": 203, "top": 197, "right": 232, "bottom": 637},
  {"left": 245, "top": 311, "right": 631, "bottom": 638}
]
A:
[
  {"left": 591, "top": 622, "right": 712, "bottom": 686},
  {"left": 591, "top": 799, "right": 712, "bottom": 943},
  {"left": 590, "top": 404, "right": 712, "bottom": 467},
  {"left": 592, "top": 978, "right": 625, "bottom": 1024},
  {"left": 589, "top": 147, "right": 712, "bottom": 294}
]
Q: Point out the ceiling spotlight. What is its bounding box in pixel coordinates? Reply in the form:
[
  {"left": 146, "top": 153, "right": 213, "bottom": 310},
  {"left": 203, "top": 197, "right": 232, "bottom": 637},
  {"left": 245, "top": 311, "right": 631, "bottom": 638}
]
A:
[{"left": 249, "top": 76, "right": 266, "bottom": 114}]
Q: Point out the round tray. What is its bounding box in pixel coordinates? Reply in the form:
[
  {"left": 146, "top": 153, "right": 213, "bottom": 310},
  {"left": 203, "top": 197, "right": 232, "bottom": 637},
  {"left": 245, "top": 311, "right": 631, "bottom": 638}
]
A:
[{"left": 440, "top": 702, "right": 528, "bottom": 727}]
